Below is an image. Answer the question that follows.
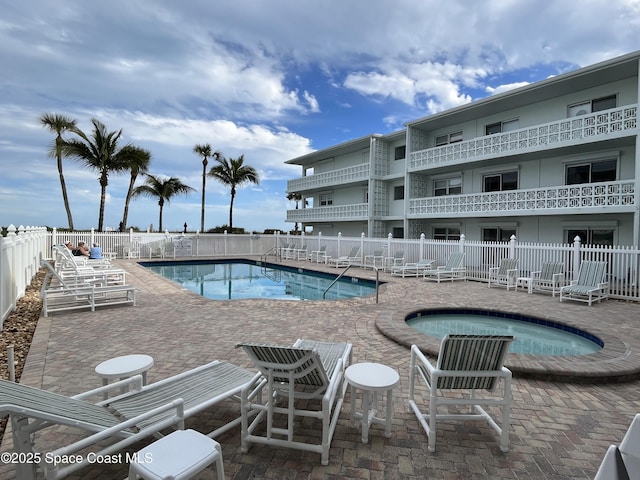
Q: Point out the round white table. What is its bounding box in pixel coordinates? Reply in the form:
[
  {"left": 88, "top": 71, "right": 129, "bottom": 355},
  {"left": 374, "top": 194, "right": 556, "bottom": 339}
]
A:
[
  {"left": 345, "top": 362, "right": 400, "bottom": 443},
  {"left": 95, "top": 354, "right": 154, "bottom": 396}
]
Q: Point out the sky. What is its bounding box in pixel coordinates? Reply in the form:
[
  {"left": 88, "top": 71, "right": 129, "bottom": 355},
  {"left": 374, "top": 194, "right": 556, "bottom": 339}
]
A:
[{"left": 1, "top": 1, "right": 640, "bottom": 233}]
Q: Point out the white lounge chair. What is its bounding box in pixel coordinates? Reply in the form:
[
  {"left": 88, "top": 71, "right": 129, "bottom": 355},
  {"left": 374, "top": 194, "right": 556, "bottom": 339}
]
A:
[
  {"left": 0, "top": 361, "right": 263, "bottom": 480},
  {"left": 327, "top": 246, "right": 360, "bottom": 267},
  {"left": 408, "top": 335, "right": 514, "bottom": 453},
  {"left": 237, "top": 338, "right": 352, "bottom": 465},
  {"left": 423, "top": 252, "right": 466, "bottom": 282},
  {"left": 40, "top": 260, "right": 136, "bottom": 317},
  {"left": 488, "top": 258, "right": 519, "bottom": 289},
  {"left": 594, "top": 444, "right": 631, "bottom": 480},
  {"left": 559, "top": 260, "right": 609, "bottom": 306},
  {"left": 391, "top": 258, "right": 435, "bottom": 278},
  {"left": 530, "top": 261, "right": 565, "bottom": 296}
]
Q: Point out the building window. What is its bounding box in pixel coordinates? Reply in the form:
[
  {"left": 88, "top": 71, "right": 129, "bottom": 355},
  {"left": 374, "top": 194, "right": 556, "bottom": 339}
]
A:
[
  {"left": 566, "top": 228, "right": 614, "bottom": 246},
  {"left": 433, "top": 227, "right": 461, "bottom": 241},
  {"left": 566, "top": 159, "right": 616, "bottom": 185},
  {"left": 568, "top": 95, "right": 616, "bottom": 117},
  {"left": 485, "top": 119, "right": 519, "bottom": 135},
  {"left": 393, "top": 185, "right": 404, "bottom": 200},
  {"left": 482, "top": 227, "right": 516, "bottom": 243},
  {"left": 483, "top": 171, "right": 518, "bottom": 192},
  {"left": 392, "top": 227, "right": 404, "bottom": 239},
  {"left": 435, "top": 131, "right": 463, "bottom": 146},
  {"left": 394, "top": 145, "right": 406, "bottom": 160},
  {"left": 319, "top": 193, "right": 333, "bottom": 206},
  {"left": 434, "top": 177, "right": 462, "bottom": 196}
]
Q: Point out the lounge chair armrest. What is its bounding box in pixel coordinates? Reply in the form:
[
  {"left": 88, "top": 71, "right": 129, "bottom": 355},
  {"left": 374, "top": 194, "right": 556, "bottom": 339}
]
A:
[
  {"left": 410, "top": 344, "right": 436, "bottom": 375},
  {"left": 488, "top": 266, "right": 499, "bottom": 274},
  {"left": 49, "top": 398, "right": 185, "bottom": 459},
  {"left": 530, "top": 270, "right": 542, "bottom": 278},
  {"left": 506, "top": 268, "right": 518, "bottom": 276}
]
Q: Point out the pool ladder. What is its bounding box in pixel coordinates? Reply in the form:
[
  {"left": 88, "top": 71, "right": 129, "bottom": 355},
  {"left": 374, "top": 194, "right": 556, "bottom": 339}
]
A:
[{"left": 323, "top": 265, "right": 380, "bottom": 303}]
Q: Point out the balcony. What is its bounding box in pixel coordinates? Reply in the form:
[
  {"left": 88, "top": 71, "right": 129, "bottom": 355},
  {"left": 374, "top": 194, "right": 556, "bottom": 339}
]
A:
[
  {"left": 287, "top": 163, "right": 370, "bottom": 193},
  {"left": 409, "top": 104, "right": 638, "bottom": 171},
  {"left": 408, "top": 180, "right": 635, "bottom": 218},
  {"left": 286, "top": 203, "right": 369, "bottom": 222}
]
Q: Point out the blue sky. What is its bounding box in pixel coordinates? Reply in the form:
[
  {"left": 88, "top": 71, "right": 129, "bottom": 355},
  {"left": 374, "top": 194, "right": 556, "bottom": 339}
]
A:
[{"left": 1, "top": 0, "right": 640, "bottom": 233}]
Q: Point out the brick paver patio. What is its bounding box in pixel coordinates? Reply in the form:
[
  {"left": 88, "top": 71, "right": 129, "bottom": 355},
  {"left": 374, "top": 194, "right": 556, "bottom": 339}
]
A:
[{"left": 2, "top": 256, "right": 639, "bottom": 479}]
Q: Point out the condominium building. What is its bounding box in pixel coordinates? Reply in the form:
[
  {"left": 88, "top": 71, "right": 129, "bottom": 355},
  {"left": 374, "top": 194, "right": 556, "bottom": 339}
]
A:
[{"left": 285, "top": 51, "right": 640, "bottom": 246}]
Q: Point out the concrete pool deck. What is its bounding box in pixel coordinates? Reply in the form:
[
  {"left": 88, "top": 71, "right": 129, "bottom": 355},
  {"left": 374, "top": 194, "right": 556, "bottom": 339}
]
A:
[{"left": 2, "top": 256, "right": 640, "bottom": 479}]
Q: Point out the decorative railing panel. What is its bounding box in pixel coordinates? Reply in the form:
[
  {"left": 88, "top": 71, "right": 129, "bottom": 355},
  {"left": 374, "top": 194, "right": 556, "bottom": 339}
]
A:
[
  {"left": 409, "top": 104, "right": 638, "bottom": 171},
  {"left": 408, "top": 180, "right": 635, "bottom": 216},
  {"left": 287, "top": 163, "right": 370, "bottom": 193},
  {"left": 286, "top": 203, "right": 369, "bottom": 222}
]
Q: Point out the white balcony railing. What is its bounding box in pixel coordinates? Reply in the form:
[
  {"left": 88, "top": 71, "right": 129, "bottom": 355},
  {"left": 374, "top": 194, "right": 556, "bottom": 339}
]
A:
[
  {"left": 409, "top": 104, "right": 638, "bottom": 171},
  {"left": 287, "top": 163, "right": 370, "bottom": 193},
  {"left": 286, "top": 203, "right": 369, "bottom": 222},
  {"left": 408, "top": 180, "right": 635, "bottom": 217}
]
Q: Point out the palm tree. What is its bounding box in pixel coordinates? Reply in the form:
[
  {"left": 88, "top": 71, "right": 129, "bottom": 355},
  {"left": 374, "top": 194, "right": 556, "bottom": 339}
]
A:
[
  {"left": 40, "top": 113, "right": 78, "bottom": 230},
  {"left": 286, "top": 192, "right": 303, "bottom": 232},
  {"left": 193, "top": 144, "right": 220, "bottom": 233},
  {"left": 121, "top": 146, "right": 152, "bottom": 230},
  {"left": 132, "top": 174, "right": 194, "bottom": 231},
  {"left": 62, "top": 118, "right": 140, "bottom": 231},
  {"left": 208, "top": 154, "right": 260, "bottom": 231}
]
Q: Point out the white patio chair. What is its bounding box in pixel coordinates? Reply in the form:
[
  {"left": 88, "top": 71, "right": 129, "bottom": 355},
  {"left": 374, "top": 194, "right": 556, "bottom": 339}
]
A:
[
  {"left": 530, "top": 261, "right": 565, "bottom": 296},
  {"left": 363, "top": 250, "right": 385, "bottom": 269},
  {"left": 309, "top": 245, "right": 328, "bottom": 263},
  {"left": 383, "top": 250, "right": 405, "bottom": 272},
  {"left": 620, "top": 413, "right": 640, "bottom": 478},
  {"left": 0, "top": 360, "right": 263, "bottom": 480},
  {"left": 423, "top": 252, "right": 466, "bottom": 282},
  {"left": 327, "top": 246, "right": 360, "bottom": 267},
  {"left": 237, "top": 338, "right": 352, "bottom": 465},
  {"left": 559, "top": 260, "right": 609, "bottom": 306},
  {"left": 594, "top": 444, "right": 631, "bottom": 480},
  {"left": 488, "top": 258, "right": 519, "bottom": 289},
  {"left": 408, "top": 335, "right": 514, "bottom": 453}
]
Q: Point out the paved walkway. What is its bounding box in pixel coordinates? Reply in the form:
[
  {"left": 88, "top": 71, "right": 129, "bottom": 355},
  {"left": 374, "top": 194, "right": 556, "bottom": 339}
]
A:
[{"left": 2, "top": 257, "right": 640, "bottom": 479}]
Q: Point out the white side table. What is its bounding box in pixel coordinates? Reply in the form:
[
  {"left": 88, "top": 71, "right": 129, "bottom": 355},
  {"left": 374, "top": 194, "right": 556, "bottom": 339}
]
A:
[
  {"left": 516, "top": 276, "right": 533, "bottom": 294},
  {"left": 345, "top": 362, "right": 400, "bottom": 444},
  {"left": 128, "top": 429, "right": 224, "bottom": 480},
  {"left": 95, "top": 354, "right": 154, "bottom": 397}
]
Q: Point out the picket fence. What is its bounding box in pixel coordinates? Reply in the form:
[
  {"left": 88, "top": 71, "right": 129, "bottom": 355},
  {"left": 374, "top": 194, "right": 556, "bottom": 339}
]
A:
[{"left": 1, "top": 225, "right": 639, "bottom": 327}]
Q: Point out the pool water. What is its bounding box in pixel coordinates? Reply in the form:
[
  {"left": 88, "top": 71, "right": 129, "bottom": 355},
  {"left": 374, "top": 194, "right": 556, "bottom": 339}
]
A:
[
  {"left": 142, "top": 260, "right": 377, "bottom": 301},
  {"left": 406, "top": 311, "right": 603, "bottom": 356}
]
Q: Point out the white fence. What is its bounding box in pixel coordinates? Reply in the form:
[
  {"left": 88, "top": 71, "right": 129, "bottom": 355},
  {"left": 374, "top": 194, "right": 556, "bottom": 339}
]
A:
[
  {"left": 2, "top": 227, "right": 639, "bottom": 326},
  {"left": 0, "top": 225, "right": 49, "bottom": 327}
]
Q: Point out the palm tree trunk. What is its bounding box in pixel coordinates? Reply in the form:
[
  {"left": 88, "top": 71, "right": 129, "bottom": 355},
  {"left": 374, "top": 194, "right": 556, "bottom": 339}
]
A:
[
  {"left": 57, "top": 151, "right": 74, "bottom": 230},
  {"left": 98, "top": 186, "right": 107, "bottom": 231},
  {"left": 200, "top": 163, "right": 207, "bottom": 232},
  {"left": 158, "top": 204, "right": 164, "bottom": 232},
  {"left": 229, "top": 192, "right": 235, "bottom": 231},
  {"left": 122, "top": 174, "right": 137, "bottom": 229}
]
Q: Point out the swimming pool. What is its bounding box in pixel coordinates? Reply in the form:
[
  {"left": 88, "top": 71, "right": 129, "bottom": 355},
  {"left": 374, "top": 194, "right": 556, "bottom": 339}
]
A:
[
  {"left": 405, "top": 309, "right": 603, "bottom": 356},
  {"left": 140, "top": 259, "right": 378, "bottom": 300}
]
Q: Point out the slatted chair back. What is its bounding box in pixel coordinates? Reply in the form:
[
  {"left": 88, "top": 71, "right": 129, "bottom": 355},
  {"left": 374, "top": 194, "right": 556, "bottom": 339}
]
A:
[
  {"left": 444, "top": 252, "right": 465, "bottom": 270},
  {"left": 496, "top": 258, "right": 518, "bottom": 276},
  {"left": 435, "top": 334, "right": 514, "bottom": 390},
  {"left": 576, "top": 260, "right": 607, "bottom": 286},
  {"left": 539, "top": 261, "right": 563, "bottom": 281},
  {"left": 237, "top": 343, "right": 330, "bottom": 388}
]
